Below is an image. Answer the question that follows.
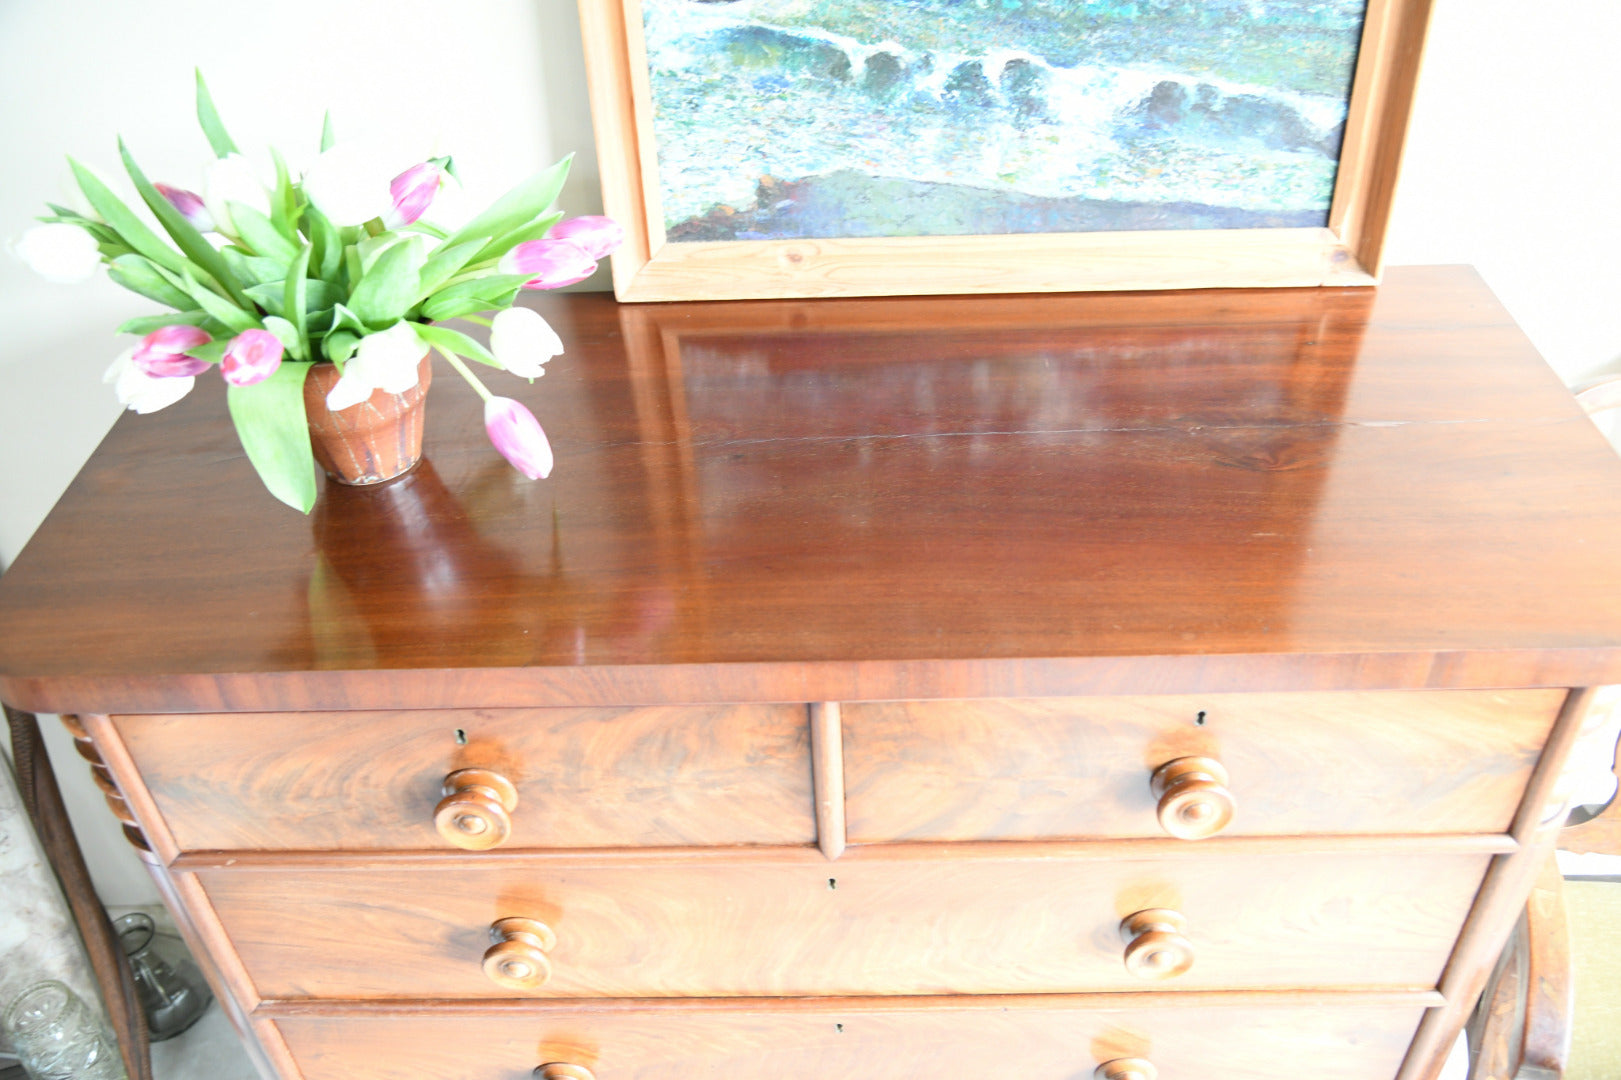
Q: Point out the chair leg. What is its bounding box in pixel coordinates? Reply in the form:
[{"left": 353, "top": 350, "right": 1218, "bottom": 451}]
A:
[{"left": 1466, "top": 852, "right": 1572, "bottom": 1080}]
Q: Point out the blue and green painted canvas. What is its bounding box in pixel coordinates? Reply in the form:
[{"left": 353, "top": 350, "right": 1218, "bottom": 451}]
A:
[{"left": 643, "top": 0, "right": 1368, "bottom": 240}]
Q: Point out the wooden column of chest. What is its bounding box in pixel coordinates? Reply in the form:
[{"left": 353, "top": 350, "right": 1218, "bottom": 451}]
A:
[{"left": 4, "top": 268, "right": 1621, "bottom": 1080}]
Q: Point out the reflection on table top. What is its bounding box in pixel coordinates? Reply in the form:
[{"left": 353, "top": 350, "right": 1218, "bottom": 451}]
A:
[{"left": 3, "top": 266, "right": 1621, "bottom": 713}]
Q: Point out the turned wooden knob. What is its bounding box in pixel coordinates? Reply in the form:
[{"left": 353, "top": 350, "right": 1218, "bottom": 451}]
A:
[
  {"left": 1150, "top": 756, "right": 1234, "bottom": 839},
  {"left": 435, "top": 768, "right": 519, "bottom": 850},
  {"left": 534, "top": 1065, "right": 595, "bottom": 1080},
  {"left": 1120, "top": 908, "right": 1194, "bottom": 980},
  {"left": 1095, "top": 1058, "right": 1157, "bottom": 1080},
  {"left": 483, "top": 917, "right": 557, "bottom": 990}
]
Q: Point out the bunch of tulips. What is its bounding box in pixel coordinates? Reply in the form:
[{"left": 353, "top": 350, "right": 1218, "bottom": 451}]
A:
[{"left": 14, "top": 72, "right": 622, "bottom": 511}]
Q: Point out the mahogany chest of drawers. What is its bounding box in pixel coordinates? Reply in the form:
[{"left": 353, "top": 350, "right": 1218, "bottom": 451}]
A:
[{"left": 4, "top": 267, "right": 1621, "bottom": 1080}]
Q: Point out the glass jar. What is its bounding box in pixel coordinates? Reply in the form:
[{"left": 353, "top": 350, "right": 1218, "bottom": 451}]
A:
[{"left": 0, "top": 981, "right": 124, "bottom": 1080}]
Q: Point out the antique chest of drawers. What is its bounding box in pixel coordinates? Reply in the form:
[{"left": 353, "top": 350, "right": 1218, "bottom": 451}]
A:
[{"left": 4, "top": 267, "right": 1621, "bottom": 1080}]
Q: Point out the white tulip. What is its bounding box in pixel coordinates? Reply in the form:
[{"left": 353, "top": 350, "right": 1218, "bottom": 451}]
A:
[
  {"left": 12, "top": 223, "right": 101, "bottom": 283},
  {"left": 489, "top": 307, "right": 563, "bottom": 378},
  {"left": 202, "top": 154, "right": 270, "bottom": 237},
  {"left": 103, "top": 347, "right": 195, "bottom": 414},
  {"left": 302, "top": 143, "right": 396, "bottom": 227},
  {"left": 325, "top": 322, "right": 425, "bottom": 411}
]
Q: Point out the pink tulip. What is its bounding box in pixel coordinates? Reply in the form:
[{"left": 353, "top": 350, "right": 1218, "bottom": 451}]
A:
[
  {"left": 548, "top": 216, "right": 624, "bottom": 261},
  {"left": 385, "top": 162, "right": 443, "bottom": 228},
  {"left": 154, "top": 182, "right": 215, "bottom": 232},
  {"left": 484, "top": 396, "right": 553, "bottom": 479},
  {"left": 499, "top": 238, "right": 597, "bottom": 290},
  {"left": 221, "top": 329, "right": 284, "bottom": 387},
  {"left": 133, "top": 325, "right": 212, "bottom": 377}
]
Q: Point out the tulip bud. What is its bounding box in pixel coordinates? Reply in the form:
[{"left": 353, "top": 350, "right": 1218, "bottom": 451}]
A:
[
  {"left": 489, "top": 307, "right": 563, "bottom": 378},
  {"left": 11, "top": 223, "right": 102, "bottom": 283},
  {"left": 484, "top": 396, "right": 553, "bottom": 479},
  {"left": 155, "top": 183, "right": 215, "bottom": 232},
  {"left": 548, "top": 216, "right": 624, "bottom": 261},
  {"left": 133, "top": 325, "right": 213, "bottom": 377},
  {"left": 221, "top": 329, "right": 284, "bottom": 387},
  {"left": 104, "top": 347, "right": 196, "bottom": 413},
  {"left": 498, "top": 238, "right": 597, "bottom": 290},
  {"left": 385, "top": 162, "right": 444, "bottom": 228}
]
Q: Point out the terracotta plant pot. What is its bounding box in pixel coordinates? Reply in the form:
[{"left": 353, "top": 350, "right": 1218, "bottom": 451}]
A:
[{"left": 303, "top": 355, "right": 433, "bottom": 485}]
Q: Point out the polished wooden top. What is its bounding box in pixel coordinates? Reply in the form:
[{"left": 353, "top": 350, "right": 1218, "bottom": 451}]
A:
[{"left": 3, "top": 266, "right": 1620, "bottom": 713}]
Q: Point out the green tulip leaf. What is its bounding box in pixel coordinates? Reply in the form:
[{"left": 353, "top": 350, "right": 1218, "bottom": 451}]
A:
[
  {"left": 119, "top": 139, "right": 253, "bottom": 308},
  {"left": 328, "top": 303, "right": 368, "bottom": 337},
  {"left": 189, "top": 339, "right": 229, "bottom": 365},
  {"left": 177, "top": 267, "right": 261, "bottom": 334},
  {"left": 420, "top": 274, "right": 529, "bottom": 322},
  {"left": 284, "top": 244, "right": 312, "bottom": 359},
  {"left": 356, "top": 232, "right": 408, "bottom": 275},
  {"left": 220, "top": 248, "right": 289, "bottom": 287},
  {"left": 320, "top": 110, "right": 336, "bottom": 153},
  {"left": 407, "top": 221, "right": 449, "bottom": 240},
  {"left": 303, "top": 204, "right": 343, "bottom": 283},
  {"left": 262, "top": 316, "right": 304, "bottom": 361},
  {"left": 115, "top": 310, "right": 210, "bottom": 336},
  {"left": 347, "top": 239, "right": 427, "bottom": 328},
  {"left": 269, "top": 147, "right": 299, "bottom": 242},
  {"left": 474, "top": 210, "right": 563, "bottom": 264},
  {"left": 416, "top": 237, "right": 489, "bottom": 300},
  {"left": 68, "top": 158, "right": 187, "bottom": 276},
  {"left": 228, "top": 202, "right": 298, "bottom": 263},
  {"left": 414, "top": 322, "right": 499, "bottom": 369},
  {"left": 195, "top": 70, "right": 240, "bottom": 158},
  {"left": 244, "top": 282, "right": 286, "bottom": 316},
  {"left": 413, "top": 297, "right": 483, "bottom": 322},
  {"left": 226, "top": 360, "right": 317, "bottom": 513},
  {"left": 443, "top": 154, "right": 571, "bottom": 252},
  {"left": 322, "top": 330, "right": 360, "bottom": 364},
  {"left": 107, "top": 254, "right": 196, "bottom": 310}
]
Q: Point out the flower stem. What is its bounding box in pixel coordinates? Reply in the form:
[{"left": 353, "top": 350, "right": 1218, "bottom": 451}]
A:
[
  {"left": 434, "top": 346, "right": 491, "bottom": 403},
  {"left": 458, "top": 315, "right": 494, "bottom": 328}
]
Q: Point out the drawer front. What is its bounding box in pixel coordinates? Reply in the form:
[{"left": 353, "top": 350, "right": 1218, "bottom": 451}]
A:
[
  {"left": 114, "top": 705, "right": 814, "bottom": 852},
  {"left": 203, "top": 849, "right": 1487, "bottom": 1000},
  {"left": 276, "top": 999, "right": 1428, "bottom": 1080},
  {"left": 843, "top": 690, "right": 1563, "bottom": 842}
]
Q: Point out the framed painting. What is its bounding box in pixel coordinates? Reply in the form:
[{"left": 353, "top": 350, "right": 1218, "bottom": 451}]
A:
[{"left": 578, "top": 0, "right": 1434, "bottom": 301}]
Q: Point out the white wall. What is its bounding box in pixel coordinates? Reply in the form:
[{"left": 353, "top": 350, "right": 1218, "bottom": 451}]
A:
[
  {"left": 1381, "top": 0, "right": 1621, "bottom": 387},
  {"left": 2, "top": 0, "right": 1619, "bottom": 904}
]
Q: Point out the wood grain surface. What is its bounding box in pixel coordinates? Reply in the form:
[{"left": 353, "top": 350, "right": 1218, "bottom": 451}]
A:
[
  {"left": 843, "top": 689, "right": 1562, "bottom": 842},
  {"left": 4, "top": 269, "right": 1621, "bottom": 714},
  {"left": 111, "top": 704, "right": 814, "bottom": 852},
  {"left": 1397, "top": 686, "right": 1602, "bottom": 1080},
  {"left": 1464, "top": 853, "right": 1571, "bottom": 1080},
  {"left": 273, "top": 997, "right": 1427, "bottom": 1080},
  {"left": 198, "top": 849, "right": 1488, "bottom": 1000}
]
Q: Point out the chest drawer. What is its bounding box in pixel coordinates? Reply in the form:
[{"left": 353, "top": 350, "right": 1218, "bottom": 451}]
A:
[
  {"left": 202, "top": 847, "right": 1488, "bottom": 1000},
  {"left": 113, "top": 705, "right": 814, "bottom": 852},
  {"left": 843, "top": 689, "right": 1563, "bottom": 842},
  {"left": 274, "top": 996, "right": 1430, "bottom": 1080}
]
